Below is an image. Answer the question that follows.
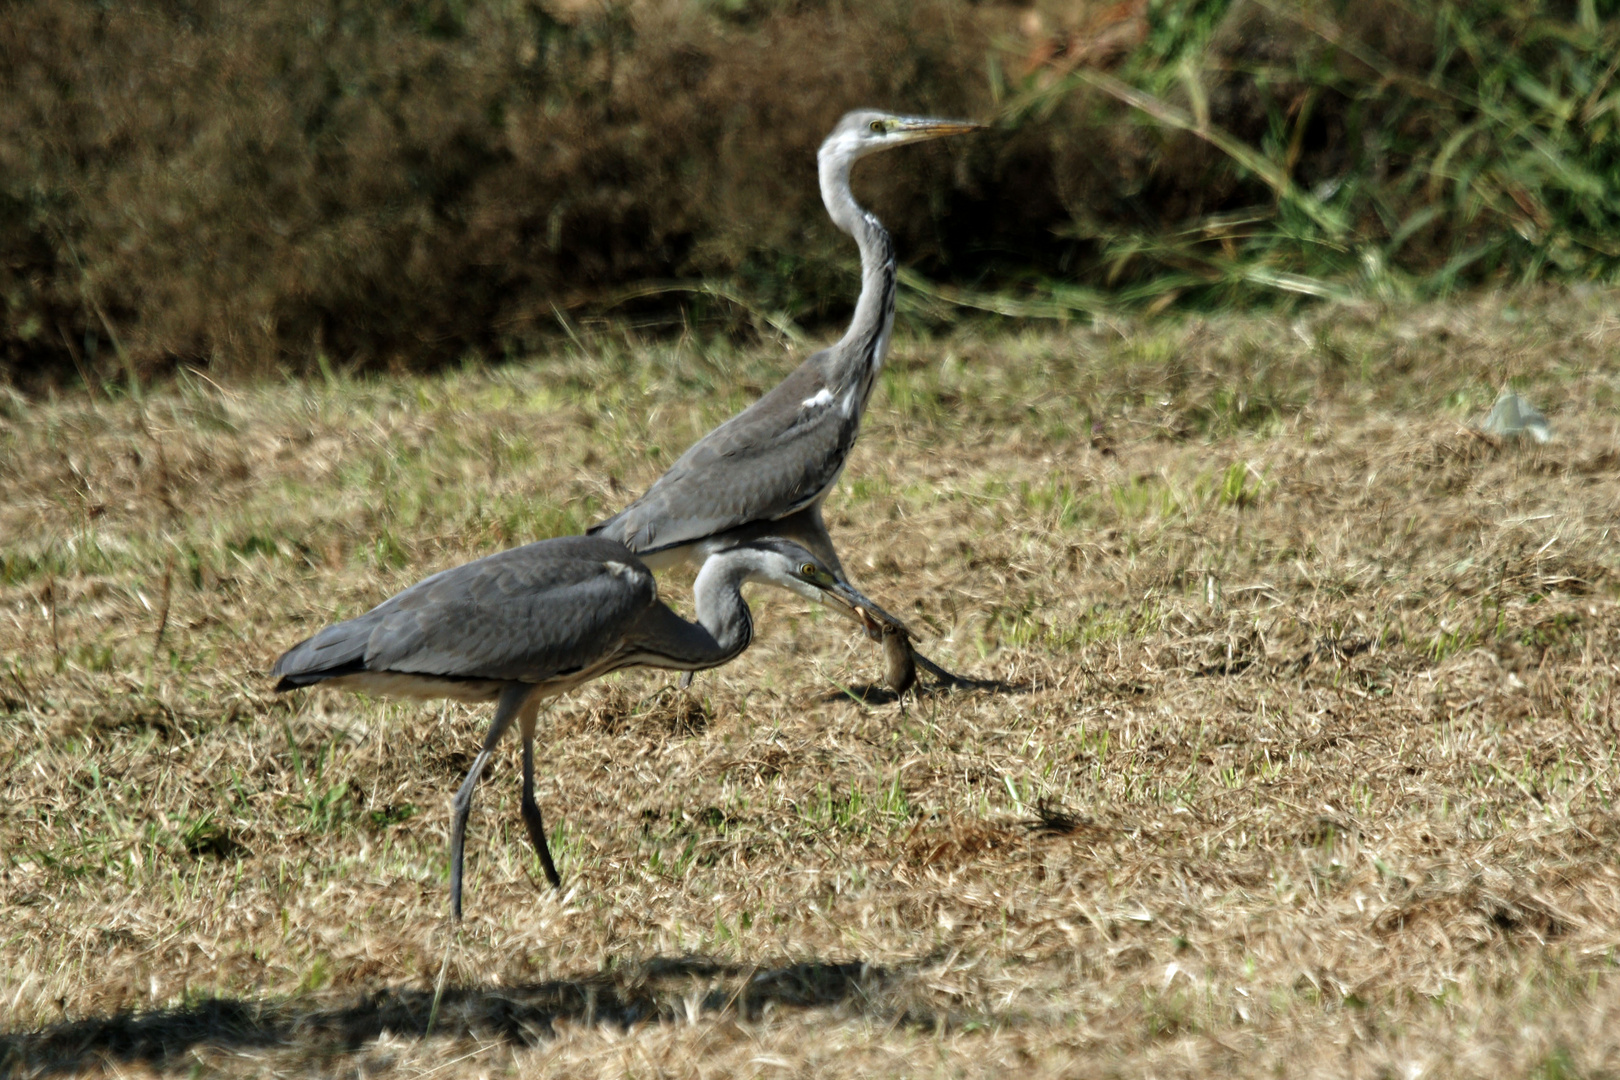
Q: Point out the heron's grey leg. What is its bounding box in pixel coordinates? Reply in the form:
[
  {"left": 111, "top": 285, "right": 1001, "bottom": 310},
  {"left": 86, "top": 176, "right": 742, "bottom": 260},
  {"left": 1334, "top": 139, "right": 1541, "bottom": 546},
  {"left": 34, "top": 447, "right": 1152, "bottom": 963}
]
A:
[
  {"left": 449, "top": 683, "right": 529, "bottom": 922},
  {"left": 518, "top": 703, "right": 563, "bottom": 891}
]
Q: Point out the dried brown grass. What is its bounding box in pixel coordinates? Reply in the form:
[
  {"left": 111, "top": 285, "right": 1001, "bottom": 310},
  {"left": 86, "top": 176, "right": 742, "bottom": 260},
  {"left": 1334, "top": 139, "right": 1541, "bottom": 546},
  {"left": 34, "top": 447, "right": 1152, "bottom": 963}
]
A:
[{"left": 3, "top": 287, "right": 1620, "bottom": 1076}]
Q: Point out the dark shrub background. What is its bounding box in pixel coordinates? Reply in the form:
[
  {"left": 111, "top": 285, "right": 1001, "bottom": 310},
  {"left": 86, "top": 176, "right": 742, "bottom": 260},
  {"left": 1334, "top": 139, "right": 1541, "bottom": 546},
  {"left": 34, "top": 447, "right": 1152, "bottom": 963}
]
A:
[{"left": 4, "top": 0, "right": 1619, "bottom": 381}]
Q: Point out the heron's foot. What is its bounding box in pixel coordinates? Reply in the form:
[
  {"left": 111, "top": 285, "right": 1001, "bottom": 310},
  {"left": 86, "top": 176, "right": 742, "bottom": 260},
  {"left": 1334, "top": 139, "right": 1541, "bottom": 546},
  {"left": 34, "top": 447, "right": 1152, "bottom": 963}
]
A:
[
  {"left": 679, "top": 670, "right": 696, "bottom": 691},
  {"left": 519, "top": 799, "right": 564, "bottom": 892}
]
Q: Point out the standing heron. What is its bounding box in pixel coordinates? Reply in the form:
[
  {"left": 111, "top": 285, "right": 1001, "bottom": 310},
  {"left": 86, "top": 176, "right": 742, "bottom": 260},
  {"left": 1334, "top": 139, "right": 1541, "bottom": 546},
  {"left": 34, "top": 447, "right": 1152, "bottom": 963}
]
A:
[
  {"left": 271, "top": 534, "right": 878, "bottom": 920},
  {"left": 590, "top": 110, "right": 980, "bottom": 685}
]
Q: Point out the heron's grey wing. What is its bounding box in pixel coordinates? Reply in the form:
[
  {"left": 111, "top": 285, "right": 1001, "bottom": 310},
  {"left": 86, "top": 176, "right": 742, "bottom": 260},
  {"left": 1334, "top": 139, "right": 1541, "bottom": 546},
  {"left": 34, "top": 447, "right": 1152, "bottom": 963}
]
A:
[
  {"left": 591, "top": 356, "right": 858, "bottom": 554},
  {"left": 273, "top": 536, "right": 657, "bottom": 687}
]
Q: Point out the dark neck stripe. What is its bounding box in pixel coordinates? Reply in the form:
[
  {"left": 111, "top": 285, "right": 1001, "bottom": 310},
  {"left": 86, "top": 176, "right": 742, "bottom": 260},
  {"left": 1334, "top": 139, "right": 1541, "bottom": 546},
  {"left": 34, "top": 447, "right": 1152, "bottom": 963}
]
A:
[
  {"left": 727, "top": 603, "right": 754, "bottom": 665},
  {"left": 848, "top": 216, "right": 896, "bottom": 414}
]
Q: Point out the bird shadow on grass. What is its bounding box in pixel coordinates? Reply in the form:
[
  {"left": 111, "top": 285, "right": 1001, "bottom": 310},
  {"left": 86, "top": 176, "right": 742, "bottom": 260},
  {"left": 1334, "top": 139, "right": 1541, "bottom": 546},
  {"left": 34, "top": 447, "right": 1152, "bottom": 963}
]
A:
[
  {"left": 0, "top": 957, "right": 940, "bottom": 1078},
  {"left": 823, "top": 671, "right": 1034, "bottom": 706}
]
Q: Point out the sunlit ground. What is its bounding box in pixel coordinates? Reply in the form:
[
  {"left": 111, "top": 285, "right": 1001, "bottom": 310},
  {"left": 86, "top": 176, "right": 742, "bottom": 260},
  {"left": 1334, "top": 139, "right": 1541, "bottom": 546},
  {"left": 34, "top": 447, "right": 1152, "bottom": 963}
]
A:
[{"left": 4, "top": 287, "right": 1620, "bottom": 1077}]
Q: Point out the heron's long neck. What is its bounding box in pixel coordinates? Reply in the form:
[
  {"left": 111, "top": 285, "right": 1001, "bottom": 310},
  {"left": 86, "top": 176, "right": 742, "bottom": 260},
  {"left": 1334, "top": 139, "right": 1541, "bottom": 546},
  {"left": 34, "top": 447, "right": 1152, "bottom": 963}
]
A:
[
  {"left": 628, "top": 561, "right": 753, "bottom": 671},
  {"left": 819, "top": 152, "right": 897, "bottom": 410},
  {"left": 690, "top": 555, "right": 756, "bottom": 663}
]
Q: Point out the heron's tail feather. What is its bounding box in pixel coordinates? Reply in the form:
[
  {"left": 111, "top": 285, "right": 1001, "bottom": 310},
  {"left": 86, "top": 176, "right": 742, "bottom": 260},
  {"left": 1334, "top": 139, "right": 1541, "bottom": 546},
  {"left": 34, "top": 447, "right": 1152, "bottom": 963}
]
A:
[{"left": 271, "top": 615, "right": 379, "bottom": 691}]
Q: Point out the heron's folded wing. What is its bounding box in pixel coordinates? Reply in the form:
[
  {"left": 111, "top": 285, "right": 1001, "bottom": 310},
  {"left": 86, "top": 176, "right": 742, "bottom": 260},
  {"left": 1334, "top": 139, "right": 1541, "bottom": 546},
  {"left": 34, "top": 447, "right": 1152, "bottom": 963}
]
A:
[
  {"left": 274, "top": 536, "right": 657, "bottom": 685},
  {"left": 591, "top": 358, "right": 857, "bottom": 554}
]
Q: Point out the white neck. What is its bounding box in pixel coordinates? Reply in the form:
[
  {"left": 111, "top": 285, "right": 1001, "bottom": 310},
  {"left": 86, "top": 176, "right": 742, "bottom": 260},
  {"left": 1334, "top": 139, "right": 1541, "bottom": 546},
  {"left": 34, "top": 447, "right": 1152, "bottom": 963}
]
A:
[
  {"left": 692, "top": 549, "right": 760, "bottom": 657},
  {"left": 817, "top": 140, "right": 898, "bottom": 397}
]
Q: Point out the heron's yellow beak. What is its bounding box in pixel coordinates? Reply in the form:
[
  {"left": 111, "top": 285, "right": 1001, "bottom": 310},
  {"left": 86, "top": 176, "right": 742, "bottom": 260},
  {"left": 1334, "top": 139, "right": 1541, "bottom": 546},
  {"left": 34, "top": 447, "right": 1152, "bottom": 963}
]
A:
[
  {"left": 816, "top": 577, "right": 918, "bottom": 642},
  {"left": 894, "top": 117, "right": 985, "bottom": 142}
]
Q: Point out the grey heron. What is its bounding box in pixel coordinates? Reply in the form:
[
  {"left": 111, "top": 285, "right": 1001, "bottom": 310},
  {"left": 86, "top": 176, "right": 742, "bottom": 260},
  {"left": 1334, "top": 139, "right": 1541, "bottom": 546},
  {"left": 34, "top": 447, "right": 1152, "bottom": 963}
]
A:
[
  {"left": 590, "top": 110, "right": 981, "bottom": 686},
  {"left": 271, "top": 534, "right": 878, "bottom": 920}
]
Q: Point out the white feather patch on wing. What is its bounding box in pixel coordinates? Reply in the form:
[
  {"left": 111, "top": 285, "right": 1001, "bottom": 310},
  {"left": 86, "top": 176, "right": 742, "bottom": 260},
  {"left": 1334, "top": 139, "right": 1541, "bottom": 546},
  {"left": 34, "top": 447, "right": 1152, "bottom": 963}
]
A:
[{"left": 800, "top": 387, "right": 834, "bottom": 409}]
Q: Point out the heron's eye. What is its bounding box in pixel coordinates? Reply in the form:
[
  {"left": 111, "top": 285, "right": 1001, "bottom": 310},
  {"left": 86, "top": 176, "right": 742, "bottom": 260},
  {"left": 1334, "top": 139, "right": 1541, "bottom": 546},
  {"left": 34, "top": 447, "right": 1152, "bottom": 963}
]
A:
[
  {"left": 869, "top": 119, "right": 886, "bottom": 134},
  {"left": 801, "top": 563, "right": 816, "bottom": 576}
]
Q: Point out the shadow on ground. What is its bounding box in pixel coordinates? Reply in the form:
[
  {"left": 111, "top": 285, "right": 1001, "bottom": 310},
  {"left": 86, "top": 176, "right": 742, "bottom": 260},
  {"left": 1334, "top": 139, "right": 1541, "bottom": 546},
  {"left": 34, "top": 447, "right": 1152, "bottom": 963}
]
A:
[
  {"left": 824, "top": 674, "right": 1033, "bottom": 706},
  {"left": 0, "top": 957, "right": 920, "bottom": 1077}
]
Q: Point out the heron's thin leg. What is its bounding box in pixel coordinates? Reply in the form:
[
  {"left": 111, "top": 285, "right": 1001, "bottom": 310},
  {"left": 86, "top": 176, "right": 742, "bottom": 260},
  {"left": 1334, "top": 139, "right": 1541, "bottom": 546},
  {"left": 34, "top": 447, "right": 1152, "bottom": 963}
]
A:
[
  {"left": 426, "top": 923, "right": 458, "bottom": 1037},
  {"left": 518, "top": 702, "right": 562, "bottom": 891},
  {"left": 449, "top": 683, "right": 529, "bottom": 922}
]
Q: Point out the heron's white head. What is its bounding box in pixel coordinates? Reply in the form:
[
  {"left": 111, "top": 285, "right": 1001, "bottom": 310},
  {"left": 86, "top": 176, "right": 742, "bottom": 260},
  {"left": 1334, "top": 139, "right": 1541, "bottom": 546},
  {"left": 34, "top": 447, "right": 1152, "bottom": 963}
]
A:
[
  {"left": 735, "top": 539, "right": 916, "bottom": 639},
  {"left": 818, "top": 110, "right": 982, "bottom": 170},
  {"left": 733, "top": 539, "right": 864, "bottom": 618}
]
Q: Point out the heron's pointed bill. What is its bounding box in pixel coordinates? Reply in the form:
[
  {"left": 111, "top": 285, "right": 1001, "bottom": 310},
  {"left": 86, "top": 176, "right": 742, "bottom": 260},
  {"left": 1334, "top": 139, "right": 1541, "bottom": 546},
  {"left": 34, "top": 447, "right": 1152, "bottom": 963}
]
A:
[
  {"left": 814, "top": 577, "right": 919, "bottom": 641},
  {"left": 892, "top": 117, "right": 984, "bottom": 144}
]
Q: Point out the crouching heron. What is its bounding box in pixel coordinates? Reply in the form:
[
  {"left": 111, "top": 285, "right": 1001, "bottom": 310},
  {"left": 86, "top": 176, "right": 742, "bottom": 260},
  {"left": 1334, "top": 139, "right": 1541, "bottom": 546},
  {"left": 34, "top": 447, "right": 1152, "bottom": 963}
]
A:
[
  {"left": 590, "top": 110, "right": 982, "bottom": 688},
  {"left": 271, "top": 534, "right": 878, "bottom": 920}
]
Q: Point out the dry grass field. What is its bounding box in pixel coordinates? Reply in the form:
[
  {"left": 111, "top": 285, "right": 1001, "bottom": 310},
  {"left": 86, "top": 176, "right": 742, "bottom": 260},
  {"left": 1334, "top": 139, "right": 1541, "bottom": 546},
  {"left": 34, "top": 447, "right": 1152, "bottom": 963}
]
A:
[{"left": 3, "top": 288, "right": 1620, "bottom": 1077}]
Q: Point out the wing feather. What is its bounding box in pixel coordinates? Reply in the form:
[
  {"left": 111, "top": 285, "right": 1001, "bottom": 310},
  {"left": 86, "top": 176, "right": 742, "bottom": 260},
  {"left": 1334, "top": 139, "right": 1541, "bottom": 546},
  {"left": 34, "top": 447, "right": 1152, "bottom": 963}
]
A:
[
  {"left": 272, "top": 536, "right": 657, "bottom": 687},
  {"left": 591, "top": 355, "right": 857, "bottom": 554}
]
